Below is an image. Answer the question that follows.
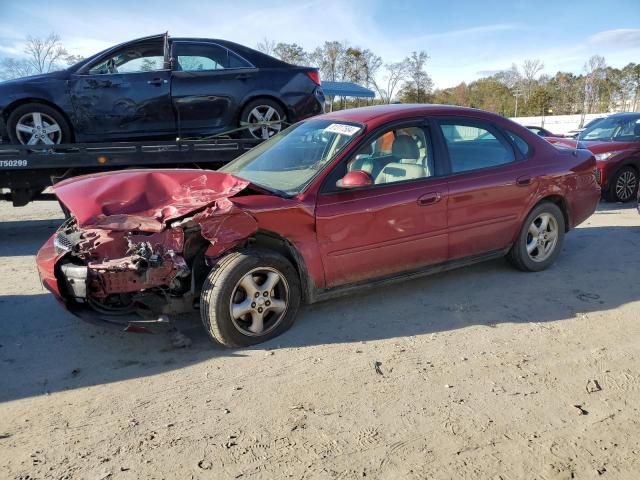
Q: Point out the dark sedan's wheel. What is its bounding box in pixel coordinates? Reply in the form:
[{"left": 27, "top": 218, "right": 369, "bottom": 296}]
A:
[
  {"left": 7, "top": 103, "right": 71, "bottom": 145},
  {"left": 239, "top": 99, "right": 285, "bottom": 140},
  {"left": 605, "top": 166, "right": 638, "bottom": 203},
  {"left": 200, "top": 249, "right": 301, "bottom": 347},
  {"left": 507, "top": 202, "right": 565, "bottom": 272}
]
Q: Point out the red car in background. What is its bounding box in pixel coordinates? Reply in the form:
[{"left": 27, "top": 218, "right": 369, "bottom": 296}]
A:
[
  {"left": 36, "top": 104, "right": 600, "bottom": 347},
  {"left": 547, "top": 113, "right": 640, "bottom": 202}
]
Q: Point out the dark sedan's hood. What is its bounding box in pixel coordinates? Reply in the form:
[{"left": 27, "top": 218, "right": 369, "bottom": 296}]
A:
[
  {"left": 0, "top": 70, "right": 69, "bottom": 85},
  {"left": 54, "top": 169, "right": 250, "bottom": 231}
]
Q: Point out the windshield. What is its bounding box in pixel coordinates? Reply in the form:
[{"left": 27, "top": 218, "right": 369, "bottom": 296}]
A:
[
  {"left": 581, "top": 116, "right": 640, "bottom": 142},
  {"left": 220, "top": 119, "right": 363, "bottom": 194}
]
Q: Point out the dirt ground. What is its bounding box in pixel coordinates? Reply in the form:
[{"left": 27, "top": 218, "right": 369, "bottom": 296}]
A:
[{"left": 0, "top": 199, "right": 639, "bottom": 480}]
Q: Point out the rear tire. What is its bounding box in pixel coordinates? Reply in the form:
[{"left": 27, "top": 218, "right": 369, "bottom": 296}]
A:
[
  {"left": 239, "top": 98, "right": 285, "bottom": 140},
  {"left": 604, "top": 166, "right": 638, "bottom": 203},
  {"left": 507, "top": 202, "right": 565, "bottom": 272},
  {"left": 200, "top": 249, "right": 301, "bottom": 347},
  {"left": 7, "top": 103, "right": 72, "bottom": 145}
]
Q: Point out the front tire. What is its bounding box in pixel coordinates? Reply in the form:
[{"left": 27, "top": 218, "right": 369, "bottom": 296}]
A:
[
  {"left": 604, "top": 166, "right": 638, "bottom": 203},
  {"left": 7, "top": 103, "right": 72, "bottom": 145},
  {"left": 507, "top": 202, "right": 565, "bottom": 272},
  {"left": 200, "top": 249, "right": 301, "bottom": 347}
]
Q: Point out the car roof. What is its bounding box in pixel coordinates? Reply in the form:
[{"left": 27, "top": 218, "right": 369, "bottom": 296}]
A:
[
  {"left": 318, "top": 104, "right": 511, "bottom": 128},
  {"left": 607, "top": 112, "right": 640, "bottom": 119}
]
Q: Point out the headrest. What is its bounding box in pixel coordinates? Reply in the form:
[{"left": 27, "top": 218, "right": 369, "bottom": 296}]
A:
[
  {"left": 392, "top": 135, "right": 420, "bottom": 160},
  {"left": 634, "top": 122, "right": 640, "bottom": 136},
  {"left": 358, "top": 142, "right": 373, "bottom": 156}
]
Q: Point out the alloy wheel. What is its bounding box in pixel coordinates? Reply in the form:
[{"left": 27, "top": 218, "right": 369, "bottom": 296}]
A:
[
  {"left": 526, "top": 213, "right": 559, "bottom": 263},
  {"left": 615, "top": 170, "right": 637, "bottom": 202},
  {"left": 229, "top": 267, "right": 289, "bottom": 336},
  {"left": 15, "top": 112, "right": 63, "bottom": 145},
  {"left": 246, "top": 105, "right": 282, "bottom": 139}
]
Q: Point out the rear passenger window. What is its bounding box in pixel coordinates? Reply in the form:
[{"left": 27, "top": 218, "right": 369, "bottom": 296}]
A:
[
  {"left": 506, "top": 131, "right": 530, "bottom": 157},
  {"left": 439, "top": 122, "right": 515, "bottom": 173}
]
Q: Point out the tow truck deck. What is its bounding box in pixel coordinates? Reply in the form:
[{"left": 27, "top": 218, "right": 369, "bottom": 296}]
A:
[{"left": 0, "top": 138, "right": 261, "bottom": 206}]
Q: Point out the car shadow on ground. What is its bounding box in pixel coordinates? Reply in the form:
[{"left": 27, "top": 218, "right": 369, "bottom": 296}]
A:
[
  {"left": 1, "top": 219, "right": 639, "bottom": 403},
  {"left": 0, "top": 218, "right": 61, "bottom": 257}
]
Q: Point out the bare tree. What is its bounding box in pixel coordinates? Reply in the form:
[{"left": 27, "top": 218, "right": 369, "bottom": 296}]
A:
[
  {"left": 309, "top": 41, "right": 346, "bottom": 82},
  {"left": 0, "top": 58, "right": 35, "bottom": 80},
  {"left": 521, "top": 59, "right": 544, "bottom": 102},
  {"left": 583, "top": 55, "right": 607, "bottom": 114},
  {"left": 373, "top": 61, "right": 409, "bottom": 104},
  {"left": 24, "top": 33, "right": 69, "bottom": 74},
  {"left": 255, "top": 38, "right": 276, "bottom": 56}
]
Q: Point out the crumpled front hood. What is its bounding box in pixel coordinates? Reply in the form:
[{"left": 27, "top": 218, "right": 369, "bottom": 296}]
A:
[{"left": 54, "top": 169, "right": 250, "bottom": 232}]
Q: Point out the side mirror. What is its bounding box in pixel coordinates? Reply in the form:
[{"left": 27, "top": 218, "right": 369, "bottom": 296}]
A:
[{"left": 336, "top": 170, "right": 372, "bottom": 189}]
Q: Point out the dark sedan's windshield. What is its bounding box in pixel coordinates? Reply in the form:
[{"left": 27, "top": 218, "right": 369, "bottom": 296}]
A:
[
  {"left": 581, "top": 115, "right": 640, "bottom": 142},
  {"left": 220, "top": 119, "right": 363, "bottom": 194}
]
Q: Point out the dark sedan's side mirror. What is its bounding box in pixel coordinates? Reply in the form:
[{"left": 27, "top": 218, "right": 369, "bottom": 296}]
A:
[{"left": 336, "top": 170, "right": 373, "bottom": 189}]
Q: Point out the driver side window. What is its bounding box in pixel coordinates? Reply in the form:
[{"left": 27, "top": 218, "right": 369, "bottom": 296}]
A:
[
  {"left": 347, "top": 126, "right": 434, "bottom": 185},
  {"left": 88, "top": 41, "right": 165, "bottom": 75}
]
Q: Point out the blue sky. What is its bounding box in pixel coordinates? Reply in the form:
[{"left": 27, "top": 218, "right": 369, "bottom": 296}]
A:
[{"left": 0, "top": 0, "right": 639, "bottom": 87}]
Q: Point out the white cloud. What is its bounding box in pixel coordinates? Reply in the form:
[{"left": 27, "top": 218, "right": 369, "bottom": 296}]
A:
[{"left": 588, "top": 29, "right": 640, "bottom": 48}]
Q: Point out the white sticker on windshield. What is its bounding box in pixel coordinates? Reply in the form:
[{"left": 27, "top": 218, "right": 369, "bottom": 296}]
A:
[{"left": 324, "top": 123, "right": 361, "bottom": 136}]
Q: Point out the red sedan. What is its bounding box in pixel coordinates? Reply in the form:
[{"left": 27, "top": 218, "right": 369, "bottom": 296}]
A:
[
  {"left": 546, "top": 113, "right": 640, "bottom": 202},
  {"left": 37, "top": 105, "right": 600, "bottom": 347}
]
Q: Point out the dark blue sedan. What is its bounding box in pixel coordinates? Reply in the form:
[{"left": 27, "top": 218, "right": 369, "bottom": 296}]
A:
[{"left": 0, "top": 33, "right": 325, "bottom": 144}]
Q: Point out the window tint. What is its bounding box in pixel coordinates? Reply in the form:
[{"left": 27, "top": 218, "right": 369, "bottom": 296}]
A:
[
  {"left": 89, "top": 42, "right": 164, "bottom": 74},
  {"left": 347, "top": 126, "right": 434, "bottom": 185},
  {"left": 506, "top": 131, "right": 530, "bottom": 156},
  {"left": 173, "top": 43, "right": 252, "bottom": 71},
  {"left": 438, "top": 122, "right": 515, "bottom": 173}
]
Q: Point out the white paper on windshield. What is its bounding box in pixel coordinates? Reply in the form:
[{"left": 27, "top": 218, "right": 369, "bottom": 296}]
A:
[{"left": 324, "top": 123, "right": 361, "bottom": 136}]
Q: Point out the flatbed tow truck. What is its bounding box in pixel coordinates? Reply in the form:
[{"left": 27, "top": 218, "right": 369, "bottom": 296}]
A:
[{"left": 0, "top": 137, "right": 261, "bottom": 206}]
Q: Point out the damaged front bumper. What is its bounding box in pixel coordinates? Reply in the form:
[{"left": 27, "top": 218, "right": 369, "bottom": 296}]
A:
[{"left": 36, "top": 169, "right": 261, "bottom": 334}]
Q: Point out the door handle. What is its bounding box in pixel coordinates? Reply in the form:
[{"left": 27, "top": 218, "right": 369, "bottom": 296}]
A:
[
  {"left": 147, "top": 78, "right": 167, "bottom": 86},
  {"left": 417, "top": 192, "right": 443, "bottom": 206},
  {"left": 516, "top": 176, "right": 532, "bottom": 186},
  {"left": 235, "top": 73, "right": 251, "bottom": 80}
]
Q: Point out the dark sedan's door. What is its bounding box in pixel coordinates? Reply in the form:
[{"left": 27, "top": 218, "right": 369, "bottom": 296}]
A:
[
  {"left": 69, "top": 39, "right": 175, "bottom": 138},
  {"left": 170, "top": 41, "right": 257, "bottom": 135}
]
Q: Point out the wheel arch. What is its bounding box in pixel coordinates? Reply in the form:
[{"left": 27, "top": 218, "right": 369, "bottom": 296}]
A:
[
  {"left": 3, "top": 97, "right": 75, "bottom": 141},
  {"left": 534, "top": 195, "right": 570, "bottom": 232},
  {"left": 238, "top": 94, "right": 290, "bottom": 124},
  {"left": 248, "top": 230, "right": 314, "bottom": 303}
]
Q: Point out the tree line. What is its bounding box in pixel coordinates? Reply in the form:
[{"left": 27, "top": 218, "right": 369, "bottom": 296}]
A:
[
  {"left": 1, "top": 33, "right": 638, "bottom": 118},
  {"left": 256, "top": 39, "right": 640, "bottom": 116}
]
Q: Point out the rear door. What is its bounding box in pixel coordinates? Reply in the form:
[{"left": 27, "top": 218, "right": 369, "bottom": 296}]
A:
[
  {"left": 433, "top": 117, "right": 538, "bottom": 259},
  {"left": 170, "top": 41, "right": 257, "bottom": 136},
  {"left": 315, "top": 123, "right": 448, "bottom": 288},
  {"left": 69, "top": 38, "right": 176, "bottom": 138}
]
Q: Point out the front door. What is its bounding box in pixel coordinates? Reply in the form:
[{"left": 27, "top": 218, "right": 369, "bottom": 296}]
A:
[
  {"left": 316, "top": 124, "right": 449, "bottom": 288},
  {"left": 69, "top": 38, "right": 175, "bottom": 139}
]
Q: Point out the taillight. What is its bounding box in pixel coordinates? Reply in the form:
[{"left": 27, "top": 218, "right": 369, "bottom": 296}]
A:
[{"left": 306, "top": 70, "right": 321, "bottom": 85}]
